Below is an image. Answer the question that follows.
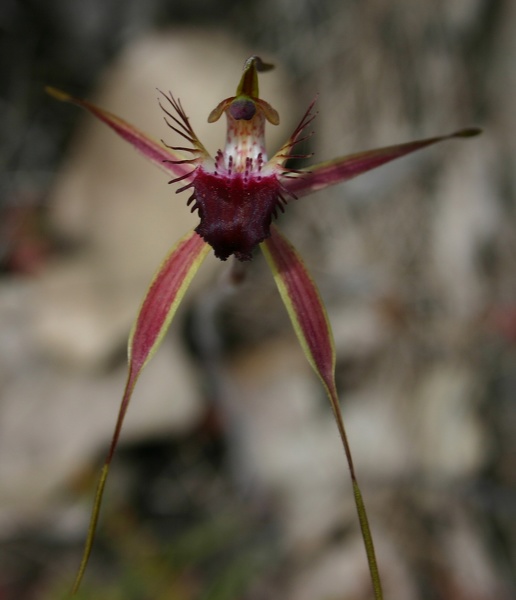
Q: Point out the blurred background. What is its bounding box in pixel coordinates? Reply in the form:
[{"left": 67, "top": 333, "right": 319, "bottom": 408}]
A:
[{"left": 1, "top": 0, "right": 515, "bottom": 598}]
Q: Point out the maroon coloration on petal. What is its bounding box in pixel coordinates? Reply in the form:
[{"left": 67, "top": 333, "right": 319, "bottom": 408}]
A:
[
  {"left": 262, "top": 226, "right": 336, "bottom": 393},
  {"left": 192, "top": 167, "right": 282, "bottom": 261},
  {"left": 109, "top": 231, "right": 209, "bottom": 463},
  {"left": 44, "top": 87, "right": 193, "bottom": 180},
  {"left": 282, "top": 128, "right": 482, "bottom": 198}
]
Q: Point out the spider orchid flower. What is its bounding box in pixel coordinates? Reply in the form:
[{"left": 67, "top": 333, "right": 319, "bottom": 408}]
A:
[{"left": 47, "top": 56, "right": 480, "bottom": 598}]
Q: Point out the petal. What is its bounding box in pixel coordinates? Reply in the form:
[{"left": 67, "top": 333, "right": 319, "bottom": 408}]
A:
[
  {"left": 282, "top": 127, "right": 482, "bottom": 198},
  {"left": 261, "top": 226, "right": 336, "bottom": 398},
  {"left": 261, "top": 225, "right": 383, "bottom": 600},
  {"left": 46, "top": 86, "right": 194, "bottom": 179},
  {"left": 71, "top": 230, "right": 210, "bottom": 594}
]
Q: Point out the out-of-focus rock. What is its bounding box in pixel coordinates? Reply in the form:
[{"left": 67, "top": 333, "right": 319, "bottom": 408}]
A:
[
  {"left": 413, "top": 364, "right": 487, "bottom": 477},
  {"left": 431, "top": 140, "right": 500, "bottom": 320},
  {"left": 330, "top": 303, "right": 390, "bottom": 358},
  {"left": 441, "top": 510, "right": 510, "bottom": 599},
  {"left": 31, "top": 257, "right": 137, "bottom": 369},
  {"left": 227, "top": 337, "right": 352, "bottom": 548},
  {"left": 0, "top": 279, "right": 203, "bottom": 519},
  {"left": 225, "top": 326, "right": 407, "bottom": 548}
]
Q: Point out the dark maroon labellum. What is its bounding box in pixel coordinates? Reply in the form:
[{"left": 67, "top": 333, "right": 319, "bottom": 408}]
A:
[
  {"left": 192, "top": 168, "right": 283, "bottom": 261},
  {"left": 228, "top": 98, "right": 257, "bottom": 121}
]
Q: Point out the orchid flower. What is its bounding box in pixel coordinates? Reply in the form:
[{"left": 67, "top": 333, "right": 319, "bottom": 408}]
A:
[{"left": 47, "top": 56, "right": 480, "bottom": 598}]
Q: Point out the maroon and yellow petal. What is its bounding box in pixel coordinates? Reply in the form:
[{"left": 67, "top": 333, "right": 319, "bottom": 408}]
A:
[
  {"left": 71, "top": 230, "right": 210, "bottom": 594},
  {"left": 261, "top": 225, "right": 383, "bottom": 600},
  {"left": 282, "top": 127, "right": 482, "bottom": 198},
  {"left": 46, "top": 86, "right": 194, "bottom": 179},
  {"left": 261, "top": 226, "right": 336, "bottom": 399}
]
